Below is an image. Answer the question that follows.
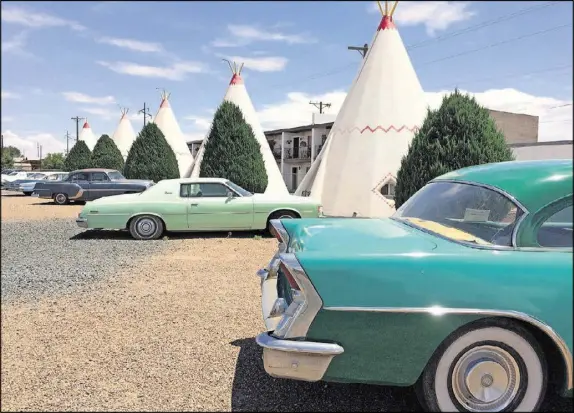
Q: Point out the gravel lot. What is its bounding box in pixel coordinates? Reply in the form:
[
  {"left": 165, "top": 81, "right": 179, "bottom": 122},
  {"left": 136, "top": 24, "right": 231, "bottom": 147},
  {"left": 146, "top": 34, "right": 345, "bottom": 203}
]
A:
[{"left": 1, "top": 192, "right": 572, "bottom": 411}]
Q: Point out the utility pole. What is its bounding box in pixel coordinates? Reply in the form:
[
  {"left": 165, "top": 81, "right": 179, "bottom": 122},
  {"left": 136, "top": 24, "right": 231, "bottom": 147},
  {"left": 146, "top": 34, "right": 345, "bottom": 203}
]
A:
[
  {"left": 39, "top": 145, "right": 43, "bottom": 162},
  {"left": 65, "top": 131, "right": 72, "bottom": 155},
  {"left": 347, "top": 43, "right": 369, "bottom": 59},
  {"left": 1, "top": 134, "right": 3, "bottom": 150},
  {"left": 138, "top": 102, "right": 152, "bottom": 127},
  {"left": 37, "top": 142, "right": 40, "bottom": 158},
  {"left": 309, "top": 101, "right": 332, "bottom": 114},
  {"left": 71, "top": 116, "right": 85, "bottom": 142}
]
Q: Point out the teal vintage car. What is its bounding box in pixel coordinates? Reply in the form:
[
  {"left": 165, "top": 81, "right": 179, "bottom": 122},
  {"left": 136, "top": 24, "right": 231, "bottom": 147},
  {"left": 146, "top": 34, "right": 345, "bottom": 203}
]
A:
[
  {"left": 256, "top": 160, "right": 572, "bottom": 412},
  {"left": 76, "top": 177, "right": 323, "bottom": 240}
]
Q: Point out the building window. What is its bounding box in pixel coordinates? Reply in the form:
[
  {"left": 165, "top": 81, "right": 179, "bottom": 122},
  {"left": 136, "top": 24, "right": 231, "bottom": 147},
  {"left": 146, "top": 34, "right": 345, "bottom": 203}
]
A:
[{"left": 381, "top": 183, "right": 395, "bottom": 199}]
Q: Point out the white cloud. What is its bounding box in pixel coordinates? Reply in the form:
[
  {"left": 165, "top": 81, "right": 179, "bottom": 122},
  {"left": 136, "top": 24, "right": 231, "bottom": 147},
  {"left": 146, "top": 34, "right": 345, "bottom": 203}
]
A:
[
  {"left": 62, "top": 91, "right": 116, "bottom": 105},
  {"left": 212, "top": 24, "right": 316, "bottom": 48},
  {"left": 184, "top": 115, "right": 212, "bottom": 131},
  {"left": 188, "top": 88, "right": 571, "bottom": 143},
  {"left": 368, "top": 1, "right": 476, "bottom": 35},
  {"left": 1, "top": 5, "right": 86, "bottom": 31},
  {"left": 0, "top": 130, "right": 67, "bottom": 157},
  {"left": 225, "top": 55, "right": 288, "bottom": 72},
  {"left": 97, "top": 37, "right": 164, "bottom": 53},
  {"left": 97, "top": 60, "right": 206, "bottom": 80},
  {"left": 1, "top": 91, "right": 21, "bottom": 100},
  {"left": 1, "top": 31, "right": 33, "bottom": 57}
]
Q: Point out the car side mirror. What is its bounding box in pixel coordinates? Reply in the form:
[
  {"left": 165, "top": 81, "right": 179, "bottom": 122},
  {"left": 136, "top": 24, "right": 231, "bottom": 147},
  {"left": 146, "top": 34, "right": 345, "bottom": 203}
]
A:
[{"left": 227, "top": 191, "right": 234, "bottom": 199}]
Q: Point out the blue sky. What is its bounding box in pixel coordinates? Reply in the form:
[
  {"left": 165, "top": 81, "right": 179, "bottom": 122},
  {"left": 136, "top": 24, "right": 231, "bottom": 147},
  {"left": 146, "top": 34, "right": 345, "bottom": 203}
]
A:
[{"left": 1, "top": 1, "right": 572, "bottom": 157}]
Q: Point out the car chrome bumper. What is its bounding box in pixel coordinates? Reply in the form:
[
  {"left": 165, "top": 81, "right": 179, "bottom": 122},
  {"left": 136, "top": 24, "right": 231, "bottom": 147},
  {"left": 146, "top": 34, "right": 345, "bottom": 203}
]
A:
[
  {"left": 255, "top": 332, "right": 344, "bottom": 382},
  {"left": 76, "top": 217, "right": 88, "bottom": 228}
]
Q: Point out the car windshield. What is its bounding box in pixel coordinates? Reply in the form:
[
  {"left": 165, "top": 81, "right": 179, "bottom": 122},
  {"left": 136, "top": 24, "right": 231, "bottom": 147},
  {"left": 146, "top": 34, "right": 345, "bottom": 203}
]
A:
[
  {"left": 107, "top": 171, "right": 125, "bottom": 180},
  {"left": 225, "top": 180, "right": 253, "bottom": 197},
  {"left": 8, "top": 172, "right": 18, "bottom": 176},
  {"left": 392, "top": 181, "right": 523, "bottom": 247},
  {"left": 30, "top": 173, "right": 45, "bottom": 179}
]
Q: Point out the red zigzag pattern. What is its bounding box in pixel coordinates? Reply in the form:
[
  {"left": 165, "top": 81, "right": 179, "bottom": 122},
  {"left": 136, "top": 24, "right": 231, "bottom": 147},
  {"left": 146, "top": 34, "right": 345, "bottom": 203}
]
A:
[{"left": 333, "top": 125, "right": 420, "bottom": 134}]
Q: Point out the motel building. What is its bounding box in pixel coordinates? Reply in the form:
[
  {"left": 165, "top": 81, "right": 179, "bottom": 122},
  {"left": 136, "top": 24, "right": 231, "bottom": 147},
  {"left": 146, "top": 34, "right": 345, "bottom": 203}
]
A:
[{"left": 187, "top": 109, "right": 573, "bottom": 195}]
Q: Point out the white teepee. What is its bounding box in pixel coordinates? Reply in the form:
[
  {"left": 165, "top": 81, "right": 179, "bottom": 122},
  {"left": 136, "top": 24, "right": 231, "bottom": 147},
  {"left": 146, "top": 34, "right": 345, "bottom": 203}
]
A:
[
  {"left": 111, "top": 108, "right": 136, "bottom": 159},
  {"left": 153, "top": 91, "right": 194, "bottom": 177},
  {"left": 79, "top": 119, "right": 97, "bottom": 151},
  {"left": 295, "top": 1, "right": 427, "bottom": 217},
  {"left": 188, "top": 61, "right": 289, "bottom": 195}
]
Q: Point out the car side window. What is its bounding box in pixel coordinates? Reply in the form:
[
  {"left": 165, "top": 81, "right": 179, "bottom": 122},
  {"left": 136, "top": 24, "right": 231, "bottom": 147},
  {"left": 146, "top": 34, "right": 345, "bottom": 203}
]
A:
[
  {"left": 47, "top": 174, "right": 59, "bottom": 181},
  {"left": 195, "top": 183, "right": 229, "bottom": 198},
  {"left": 70, "top": 172, "right": 89, "bottom": 181},
  {"left": 537, "top": 205, "right": 573, "bottom": 248},
  {"left": 91, "top": 172, "right": 109, "bottom": 182}
]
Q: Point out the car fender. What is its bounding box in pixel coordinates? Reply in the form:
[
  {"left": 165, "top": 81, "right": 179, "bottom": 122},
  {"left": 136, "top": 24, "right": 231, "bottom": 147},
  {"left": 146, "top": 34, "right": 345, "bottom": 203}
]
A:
[{"left": 126, "top": 211, "right": 166, "bottom": 228}]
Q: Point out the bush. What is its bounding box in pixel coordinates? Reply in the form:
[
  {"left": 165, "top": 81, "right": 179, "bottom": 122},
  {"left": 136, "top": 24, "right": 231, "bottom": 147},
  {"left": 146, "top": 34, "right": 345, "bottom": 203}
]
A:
[
  {"left": 41, "top": 153, "right": 65, "bottom": 170},
  {"left": 394, "top": 89, "right": 515, "bottom": 209},
  {"left": 91, "top": 134, "right": 125, "bottom": 171},
  {"left": 124, "top": 122, "right": 179, "bottom": 182},
  {"left": 64, "top": 140, "right": 92, "bottom": 171},
  {"left": 199, "top": 101, "right": 268, "bottom": 193}
]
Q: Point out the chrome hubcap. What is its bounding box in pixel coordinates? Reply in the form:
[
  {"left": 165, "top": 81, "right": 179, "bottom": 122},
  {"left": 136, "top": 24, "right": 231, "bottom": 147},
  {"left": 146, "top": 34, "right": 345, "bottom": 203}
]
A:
[
  {"left": 452, "top": 345, "right": 521, "bottom": 412},
  {"left": 278, "top": 215, "right": 293, "bottom": 219},
  {"left": 56, "top": 194, "right": 66, "bottom": 203},
  {"left": 137, "top": 218, "right": 156, "bottom": 236}
]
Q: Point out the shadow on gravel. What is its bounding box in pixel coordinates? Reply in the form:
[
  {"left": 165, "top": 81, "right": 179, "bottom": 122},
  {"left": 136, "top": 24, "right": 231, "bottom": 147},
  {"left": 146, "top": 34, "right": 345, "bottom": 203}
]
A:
[
  {"left": 230, "top": 338, "right": 573, "bottom": 412},
  {"left": 69, "top": 229, "right": 267, "bottom": 241},
  {"left": 31, "top": 202, "right": 85, "bottom": 206},
  {"left": 230, "top": 337, "right": 422, "bottom": 412}
]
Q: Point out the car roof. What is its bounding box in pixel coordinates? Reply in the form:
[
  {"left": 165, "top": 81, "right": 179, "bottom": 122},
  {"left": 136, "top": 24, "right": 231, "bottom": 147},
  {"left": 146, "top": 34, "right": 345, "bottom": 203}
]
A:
[
  {"left": 161, "top": 177, "right": 229, "bottom": 184},
  {"left": 71, "top": 168, "right": 118, "bottom": 173},
  {"left": 433, "top": 159, "right": 573, "bottom": 213}
]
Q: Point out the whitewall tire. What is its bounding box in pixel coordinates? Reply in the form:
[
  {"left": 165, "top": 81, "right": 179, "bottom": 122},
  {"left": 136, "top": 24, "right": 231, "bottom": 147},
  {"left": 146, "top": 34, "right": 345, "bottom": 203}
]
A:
[
  {"left": 419, "top": 320, "right": 547, "bottom": 412},
  {"left": 129, "top": 215, "right": 164, "bottom": 240}
]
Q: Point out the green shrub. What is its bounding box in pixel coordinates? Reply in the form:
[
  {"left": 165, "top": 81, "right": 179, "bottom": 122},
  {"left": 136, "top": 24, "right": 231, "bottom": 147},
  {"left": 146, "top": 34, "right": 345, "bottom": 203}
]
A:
[
  {"left": 394, "top": 89, "right": 515, "bottom": 208},
  {"left": 41, "top": 153, "right": 66, "bottom": 170},
  {"left": 199, "top": 101, "right": 268, "bottom": 193},
  {"left": 124, "top": 122, "right": 179, "bottom": 182},
  {"left": 64, "top": 140, "right": 92, "bottom": 171},
  {"left": 91, "top": 134, "right": 124, "bottom": 171}
]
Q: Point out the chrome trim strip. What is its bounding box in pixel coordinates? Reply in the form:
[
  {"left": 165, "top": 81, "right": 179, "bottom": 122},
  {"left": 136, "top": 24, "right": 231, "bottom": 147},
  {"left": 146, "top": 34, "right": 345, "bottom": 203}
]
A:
[
  {"left": 270, "top": 219, "right": 289, "bottom": 253},
  {"left": 429, "top": 179, "right": 529, "bottom": 248},
  {"left": 277, "top": 253, "right": 323, "bottom": 339},
  {"left": 256, "top": 332, "right": 344, "bottom": 355},
  {"left": 324, "top": 305, "right": 573, "bottom": 390}
]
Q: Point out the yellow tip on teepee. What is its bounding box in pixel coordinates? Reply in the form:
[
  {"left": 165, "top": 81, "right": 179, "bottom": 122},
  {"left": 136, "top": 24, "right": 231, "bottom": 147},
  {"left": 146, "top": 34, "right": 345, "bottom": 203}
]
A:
[
  {"left": 376, "top": 1, "right": 399, "bottom": 17},
  {"left": 222, "top": 58, "right": 244, "bottom": 75}
]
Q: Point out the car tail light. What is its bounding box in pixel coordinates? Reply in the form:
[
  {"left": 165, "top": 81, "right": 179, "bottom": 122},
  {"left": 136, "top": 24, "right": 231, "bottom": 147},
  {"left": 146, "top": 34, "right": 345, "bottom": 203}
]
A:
[
  {"left": 272, "top": 253, "right": 323, "bottom": 340},
  {"left": 280, "top": 260, "right": 300, "bottom": 291}
]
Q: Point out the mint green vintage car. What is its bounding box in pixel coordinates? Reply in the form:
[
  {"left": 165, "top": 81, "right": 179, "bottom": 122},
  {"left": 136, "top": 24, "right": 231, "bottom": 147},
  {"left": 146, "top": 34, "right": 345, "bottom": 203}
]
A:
[
  {"left": 256, "top": 160, "right": 572, "bottom": 412},
  {"left": 76, "top": 178, "right": 323, "bottom": 240}
]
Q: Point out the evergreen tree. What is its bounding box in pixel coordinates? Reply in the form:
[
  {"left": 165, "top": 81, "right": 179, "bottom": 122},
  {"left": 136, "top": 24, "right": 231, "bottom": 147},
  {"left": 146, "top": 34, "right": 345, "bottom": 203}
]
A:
[
  {"left": 124, "top": 122, "right": 179, "bottom": 182},
  {"left": 199, "top": 101, "right": 268, "bottom": 193},
  {"left": 91, "top": 134, "right": 125, "bottom": 170},
  {"left": 64, "top": 140, "right": 92, "bottom": 171},
  {"left": 394, "top": 89, "right": 515, "bottom": 209},
  {"left": 42, "top": 153, "right": 65, "bottom": 170}
]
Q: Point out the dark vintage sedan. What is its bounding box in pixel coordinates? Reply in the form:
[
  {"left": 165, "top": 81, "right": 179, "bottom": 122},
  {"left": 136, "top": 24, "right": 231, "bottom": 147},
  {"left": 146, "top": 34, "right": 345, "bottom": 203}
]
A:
[{"left": 33, "top": 169, "right": 154, "bottom": 205}]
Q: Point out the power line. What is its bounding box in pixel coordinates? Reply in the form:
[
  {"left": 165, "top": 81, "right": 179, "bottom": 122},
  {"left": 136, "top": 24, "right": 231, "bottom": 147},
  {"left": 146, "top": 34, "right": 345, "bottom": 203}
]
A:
[
  {"left": 250, "top": 2, "right": 565, "bottom": 93},
  {"left": 420, "top": 23, "right": 571, "bottom": 67},
  {"left": 434, "top": 64, "right": 572, "bottom": 90},
  {"left": 549, "top": 103, "right": 573, "bottom": 109},
  {"left": 309, "top": 101, "right": 331, "bottom": 114},
  {"left": 406, "top": 1, "right": 560, "bottom": 50}
]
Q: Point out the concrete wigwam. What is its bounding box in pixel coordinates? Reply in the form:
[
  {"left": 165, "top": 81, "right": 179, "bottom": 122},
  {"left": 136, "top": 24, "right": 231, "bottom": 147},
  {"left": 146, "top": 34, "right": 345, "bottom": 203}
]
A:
[
  {"left": 79, "top": 119, "right": 97, "bottom": 151},
  {"left": 111, "top": 108, "right": 136, "bottom": 159},
  {"left": 153, "top": 90, "right": 194, "bottom": 178},
  {"left": 295, "top": 0, "right": 428, "bottom": 217},
  {"left": 189, "top": 60, "right": 288, "bottom": 195}
]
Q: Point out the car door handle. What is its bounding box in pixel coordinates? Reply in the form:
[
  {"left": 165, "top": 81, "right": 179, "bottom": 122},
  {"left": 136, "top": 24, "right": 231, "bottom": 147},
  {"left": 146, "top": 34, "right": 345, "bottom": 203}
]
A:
[{"left": 190, "top": 203, "right": 199, "bottom": 206}]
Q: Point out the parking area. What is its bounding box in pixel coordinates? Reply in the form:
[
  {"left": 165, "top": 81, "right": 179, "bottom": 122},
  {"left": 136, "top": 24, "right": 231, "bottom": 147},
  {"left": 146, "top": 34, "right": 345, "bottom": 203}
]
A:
[{"left": 0, "top": 191, "right": 570, "bottom": 411}]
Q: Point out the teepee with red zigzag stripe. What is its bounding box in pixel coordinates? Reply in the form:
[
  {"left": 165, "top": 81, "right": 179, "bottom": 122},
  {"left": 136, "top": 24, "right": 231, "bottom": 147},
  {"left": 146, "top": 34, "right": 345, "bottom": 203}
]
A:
[
  {"left": 79, "top": 119, "right": 97, "bottom": 151},
  {"left": 295, "top": 0, "right": 427, "bottom": 217}
]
